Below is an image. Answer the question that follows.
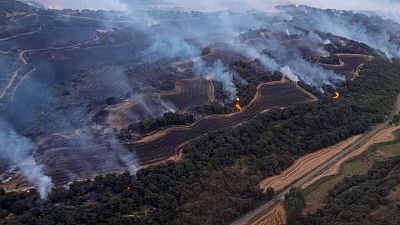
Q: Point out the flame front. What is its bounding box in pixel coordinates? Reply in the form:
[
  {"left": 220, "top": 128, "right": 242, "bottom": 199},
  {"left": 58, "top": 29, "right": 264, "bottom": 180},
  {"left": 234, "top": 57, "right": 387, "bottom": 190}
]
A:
[
  {"left": 333, "top": 91, "right": 340, "bottom": 99},
  {"left": 234, "top": 97, "right": 242, "bottom": 111},
  {"left": 43, "top": 0, "right": 63, "bottom": 9}
]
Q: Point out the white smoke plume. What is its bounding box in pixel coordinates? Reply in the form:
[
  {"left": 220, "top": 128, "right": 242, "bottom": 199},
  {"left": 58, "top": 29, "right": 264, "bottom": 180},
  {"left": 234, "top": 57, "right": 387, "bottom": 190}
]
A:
[
  {"left": 26, "top": 0, "right": 400, "bottom": 18},
  {"left": 193, "top": 59, "right": 236, "bottom": 100},
  {"left": 0, "top": 120, "right": 53, "bottom": 199},
  {"left": 22, "top": 0, "right": 128, "bottom": 10}
]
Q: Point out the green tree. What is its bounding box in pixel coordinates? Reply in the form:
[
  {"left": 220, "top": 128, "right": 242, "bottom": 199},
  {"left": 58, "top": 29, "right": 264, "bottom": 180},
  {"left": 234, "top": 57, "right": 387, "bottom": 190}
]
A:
[{"left": 284, "top": 187, "right": 305, "bottom": 225}]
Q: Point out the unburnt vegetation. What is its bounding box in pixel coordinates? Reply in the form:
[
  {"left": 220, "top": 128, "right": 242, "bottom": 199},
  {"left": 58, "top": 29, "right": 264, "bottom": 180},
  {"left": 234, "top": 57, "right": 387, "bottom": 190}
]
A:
[
  {"left": 231, "top": 60, "right": 282, "bottom": 106},
  {"left": 119, "top": 112, "right": 196, "bottom": 140},
  {"left": 284, "top": 188, "right": 306, "bottom": 225},
  {"left": 139, "top": 112, "right": 195, "bottom": 134},
  {"left": 296, "top": 158, "right": 400, "bottom": 225},
  {"left": 1, "top": 59, "right": 400, "bottom": 225},
  {"left": 196, "top": 59, "right": 282, "bottom": 115}
]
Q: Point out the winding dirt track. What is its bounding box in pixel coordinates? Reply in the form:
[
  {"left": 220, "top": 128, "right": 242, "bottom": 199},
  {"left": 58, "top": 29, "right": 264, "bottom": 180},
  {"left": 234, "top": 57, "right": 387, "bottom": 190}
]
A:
[
  {"left": 41, "top": 81, "right": 314, "bottom": 185},
  {"left": 0, "top": 27, "right": 42, "bottom": 42},
  {"left": 161, "top": 77, "right": 214, "bottom": 112},
  {"left": 0, "top": 69, "right": 21, "bottom": 99},
  {"left": 108, "top": 77, "right": 214, "bottom": 129},
  {"left": 302, "top": 125, "right": 400, "bottom": 189},
  {"left": 259, "top": 135, "right": 362, "bottom": 193},
  {"left": 231, "top": 93, "right": 400, "bottom": 225},
  {"left": 131, "top": 81, "right": 314, "bottom": 165},
  {"left": 10, "top": 68, "right": 36, "bottom": 100},
  {"left": 321, "top": 54, "right": 374, "bottom": 79},
  {"left": 18, "top": 36, "right": 99, "bottom": 65}
]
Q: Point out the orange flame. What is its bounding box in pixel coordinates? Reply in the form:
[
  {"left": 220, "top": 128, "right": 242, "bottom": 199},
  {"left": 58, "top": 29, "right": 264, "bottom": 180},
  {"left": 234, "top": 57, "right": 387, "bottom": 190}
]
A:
[
  {"left": 42, "top": 0, "right": 63, "bottom": 9},
  {"left": 333, "top": 91, "right": 340, "bottom": 99},
  {"left": 234, "top": 97, "right": 242, "bottom": 111}
]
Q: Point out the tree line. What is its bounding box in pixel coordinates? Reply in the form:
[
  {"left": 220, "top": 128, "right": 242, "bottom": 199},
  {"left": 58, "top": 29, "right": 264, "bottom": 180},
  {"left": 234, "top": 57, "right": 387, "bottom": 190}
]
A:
[{"left": 296, "top": 158, "right": 400, "bottom": 225}]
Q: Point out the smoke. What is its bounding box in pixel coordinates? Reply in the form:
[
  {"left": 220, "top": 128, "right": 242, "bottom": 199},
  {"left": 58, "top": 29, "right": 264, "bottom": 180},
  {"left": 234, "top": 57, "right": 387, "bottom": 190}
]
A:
[
  {"left": 8, "top": 0, "right": 398, "bottom": 188},
  {"left": 133, "top": 94, "right": 176, "bottom": 120},
  {"left": 119, "top": 0, "right": 400, "bottom": 16},
  {"left": 109, "top": 136, "right": 138, "bottom": 174},
  {"left": 23, "top": 0, "right": 128, "bottom": 10},
  {"left": 289, "top": 0, "right": 400, "bottom": 13},
  {"left": 0, "top": 120, "right": 53, "bottom": 199},
  {"left": 279, "top": 6, "right": 400, "bottom": 58},
  {"left": 280, "top": 66, "right": 299, "bottom": 82},
  {"left": 25, "top": 0, "right": 400, "bottom": 19},
  {"left": 146, "top": 36, "right": 200, "bottom": 62},
  {"left": 193, "top": 59, "right": 236, "bottom": 100},
  {"left": 239, "top": 31, "right": 344, "bottom": 87}
]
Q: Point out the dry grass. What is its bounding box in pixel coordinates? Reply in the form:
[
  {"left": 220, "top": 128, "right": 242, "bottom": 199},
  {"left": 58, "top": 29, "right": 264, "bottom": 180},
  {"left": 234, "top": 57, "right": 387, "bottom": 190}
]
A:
[
  {"left": 304, "top": 126, "right": 400, "bottom": 188},
  {"left": 259, "top": 136, "right": 361, "bottom": 192},
  {"left": 249, "top": 203, "right": 286, "bottom": 225},
  {"left": 302, "top": 126, "right": 400, "bottom": 213}
]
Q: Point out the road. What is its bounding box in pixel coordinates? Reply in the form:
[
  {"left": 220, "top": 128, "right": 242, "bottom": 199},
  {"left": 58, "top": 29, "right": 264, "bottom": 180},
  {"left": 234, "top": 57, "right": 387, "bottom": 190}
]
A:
[
  {"left": 231, "top": 93, "right": 400, "bottom": 225},
  {"left": 18, "top": 36, "right": 99, "bottom": 65},
  {"left": 0, "top": 69, "right": 21, "bottom": 99},
  {"left": 40, "top": 82, "right": 315, "bottom": 185},
  {"left": 131, "top": 82, "right": 314, "bottom": 164},
  {"left": 0, "top": 27, "right": 42, "bottom": 42}
]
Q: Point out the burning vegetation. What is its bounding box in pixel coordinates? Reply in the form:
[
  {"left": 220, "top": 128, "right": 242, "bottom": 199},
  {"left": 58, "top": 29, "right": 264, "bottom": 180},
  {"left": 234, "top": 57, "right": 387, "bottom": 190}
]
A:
[
  {"left": 333, "top": 91, "right": 340, "bottom": 99},
  {"left": 234, "top": 97, "right": 242, "bottom": 111}
]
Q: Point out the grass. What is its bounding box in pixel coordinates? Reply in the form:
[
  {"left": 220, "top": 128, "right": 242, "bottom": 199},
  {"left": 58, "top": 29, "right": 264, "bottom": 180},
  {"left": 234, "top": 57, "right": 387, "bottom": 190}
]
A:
[
  {"left": 303, "top": 128, "right": 400, "bottom": 213},
  {"left": 371, "top": 130, "right": 400, "bottom": 157}
]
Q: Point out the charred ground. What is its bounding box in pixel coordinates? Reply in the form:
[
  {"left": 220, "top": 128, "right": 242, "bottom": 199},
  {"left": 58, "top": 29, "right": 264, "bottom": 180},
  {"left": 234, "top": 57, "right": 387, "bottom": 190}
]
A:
[{"left": 0, "top": 1, "right": 400, "bottom": 225}]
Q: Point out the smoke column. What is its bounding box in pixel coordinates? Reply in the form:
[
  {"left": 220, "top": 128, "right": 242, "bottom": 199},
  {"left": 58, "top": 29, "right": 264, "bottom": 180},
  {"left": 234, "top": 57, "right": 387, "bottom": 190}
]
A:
[
  {"left": 0, "top": 120, "right": 53, "bottom": 199},
  {"left": 193, "top": 59, "right": 236, "bottom": 100},
  {"left": 25, "top": 0, "right": 128, "bottom": 10}
]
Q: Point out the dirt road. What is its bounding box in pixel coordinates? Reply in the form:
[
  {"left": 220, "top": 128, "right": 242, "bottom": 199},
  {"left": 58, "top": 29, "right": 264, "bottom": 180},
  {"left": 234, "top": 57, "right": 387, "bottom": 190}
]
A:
[
  {"left": 0, "top": 69, "right": 21, "bottom": 99},
  {"left": 0, "top": 27, "right": 42, "bottom": 42},
  {"left": 259, "top": 135, "right": 361, "bottom": 193},
  {"left": 302, "top": 125, "right": 400, "bottom": 189},
  {"left": 41, "top": 81, "right": 315, "bottom": 185},
  {"left": 231, "top": 93, "right": 400, "bottom": 225},
  {"left": 18, "top": 36, "right": 99, "bottom": 65},
  {"left": 131, "top": 81, "right": 315, "bottom": 165}
]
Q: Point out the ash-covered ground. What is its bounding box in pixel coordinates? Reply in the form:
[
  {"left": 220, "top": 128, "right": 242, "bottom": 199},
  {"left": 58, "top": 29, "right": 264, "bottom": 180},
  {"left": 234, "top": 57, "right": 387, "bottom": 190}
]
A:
[{"left": 0, "top": 0, "right": 399, "bottom": 198}]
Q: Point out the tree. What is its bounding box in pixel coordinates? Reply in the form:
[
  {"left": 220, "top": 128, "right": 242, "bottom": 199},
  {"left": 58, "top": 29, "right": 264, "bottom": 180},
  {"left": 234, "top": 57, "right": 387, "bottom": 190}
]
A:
[
  {"left": 266, "top": 187, "right": 275, "bottom": 199},
  {"left": 284, "top": 187, "right": 305, "bottom": 225}
]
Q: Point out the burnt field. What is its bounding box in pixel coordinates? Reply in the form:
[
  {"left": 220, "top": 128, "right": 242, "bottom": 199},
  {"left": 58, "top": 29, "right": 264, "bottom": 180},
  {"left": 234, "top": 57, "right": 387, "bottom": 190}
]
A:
[
  {"left": 107, "top": 77, "right": 214, "bottom": 130},
  {"left": 38, "top": 144, "right": 133, "bottom": 186},
  {"left": 321, "top": 54, "right": 374, "bottom": 79},
  {"left": 131, "top": 81, "right": 315, "bottom": 164},
  {"left": 161, "top": 77, "right": 214, "bottom": 113},
  {"left": 36, "top": 81, "right": 314, "bottom": 185},
  {"left": 0, "top": 1, "right": 385, "bottom": 193}
]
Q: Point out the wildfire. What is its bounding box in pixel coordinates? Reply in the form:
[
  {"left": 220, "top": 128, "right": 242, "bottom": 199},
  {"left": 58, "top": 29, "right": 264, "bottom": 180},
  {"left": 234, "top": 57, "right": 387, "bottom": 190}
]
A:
[
  {"left": 43, "top": 0, "right": 63, "bottom": 9},
  {"left": 234, "top": 97, "right": 242, "bottom": 111},
  {"left": 333, "top": 91, "right": 340, "bottom": 99}
]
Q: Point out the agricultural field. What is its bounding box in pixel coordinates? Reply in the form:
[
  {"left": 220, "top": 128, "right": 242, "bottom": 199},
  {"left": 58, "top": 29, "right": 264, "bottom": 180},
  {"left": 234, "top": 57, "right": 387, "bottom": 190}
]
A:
[{"left": 303, "top": 128, "right": 400, "bottom": 214}]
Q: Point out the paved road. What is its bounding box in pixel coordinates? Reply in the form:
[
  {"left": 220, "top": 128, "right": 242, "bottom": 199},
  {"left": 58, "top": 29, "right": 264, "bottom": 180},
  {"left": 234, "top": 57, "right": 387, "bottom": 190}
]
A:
[{"left": 231, "top": 93, "right": 400, "bottom": 225}]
